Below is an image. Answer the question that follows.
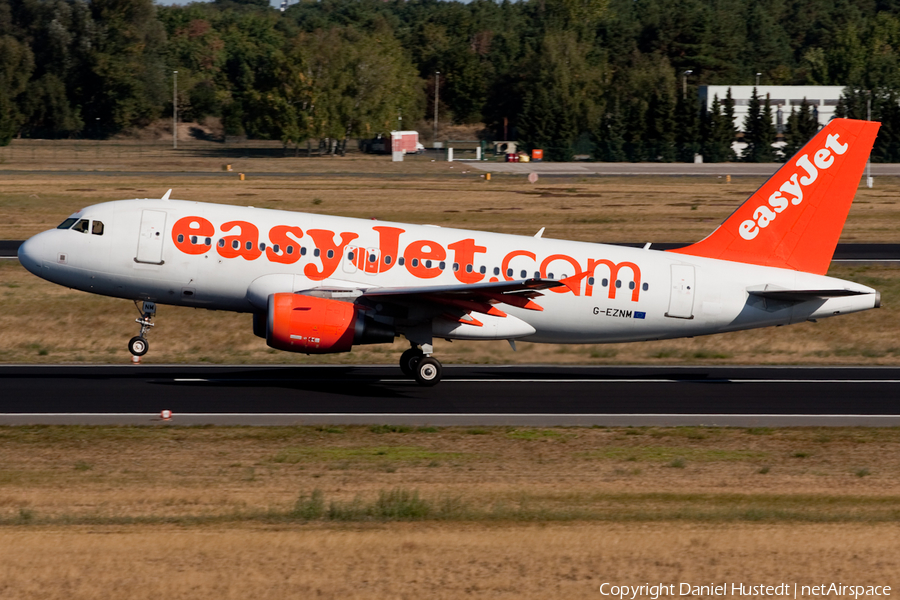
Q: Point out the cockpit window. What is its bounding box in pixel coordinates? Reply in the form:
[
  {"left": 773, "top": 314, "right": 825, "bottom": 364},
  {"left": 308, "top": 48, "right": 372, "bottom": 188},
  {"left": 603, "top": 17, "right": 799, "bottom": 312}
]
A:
[
  {"left": 91, "top": 221, "right": 104, "bottom": 235},
  {"left": 57, "top": 218, "right": 78, "bottom": 230},
  {"left": 71, "top": 219, "right": 89, "bottom": 234}
]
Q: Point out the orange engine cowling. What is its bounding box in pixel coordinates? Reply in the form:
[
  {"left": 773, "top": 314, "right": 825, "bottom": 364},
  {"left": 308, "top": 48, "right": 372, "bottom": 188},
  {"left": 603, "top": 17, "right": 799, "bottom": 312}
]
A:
[{"left": 266, "top": 293, "right": 393, "bottom": 354}]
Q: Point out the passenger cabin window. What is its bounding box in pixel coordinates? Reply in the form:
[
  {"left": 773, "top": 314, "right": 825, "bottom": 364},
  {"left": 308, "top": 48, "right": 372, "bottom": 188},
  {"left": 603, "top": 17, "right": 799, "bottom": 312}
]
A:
[
  {"left": 57, "top": 218, "right": 78, "bottom": 230},
  {"left": 72, "top": 219, "right": 89, "bottom": 234}
]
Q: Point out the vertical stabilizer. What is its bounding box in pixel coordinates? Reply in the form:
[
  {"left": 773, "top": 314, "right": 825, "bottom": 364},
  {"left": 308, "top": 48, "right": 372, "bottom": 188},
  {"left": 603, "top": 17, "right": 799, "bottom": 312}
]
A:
[{"left": 670, "top": 118, "right": 880, "bottom": 274}]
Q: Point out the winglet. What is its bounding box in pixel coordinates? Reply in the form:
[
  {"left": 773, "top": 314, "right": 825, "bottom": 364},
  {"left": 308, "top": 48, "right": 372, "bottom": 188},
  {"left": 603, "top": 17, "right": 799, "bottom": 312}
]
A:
[
  {"left": 669, "top": 118, "right": 880, "bottom": 275},
  {"left": 161, "top": 189, "right": 173, "bottom": 201}
]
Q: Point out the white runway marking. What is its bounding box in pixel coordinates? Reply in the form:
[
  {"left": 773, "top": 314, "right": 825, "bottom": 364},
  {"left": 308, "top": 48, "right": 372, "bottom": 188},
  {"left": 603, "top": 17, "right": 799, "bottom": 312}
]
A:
[{"left": 173, "top": 377, "right": 900, "bottom": 384}]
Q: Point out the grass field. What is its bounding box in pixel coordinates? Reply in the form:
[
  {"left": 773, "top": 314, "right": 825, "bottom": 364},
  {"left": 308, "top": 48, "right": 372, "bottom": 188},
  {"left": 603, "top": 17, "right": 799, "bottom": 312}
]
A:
[{"left": 0, "top": 425, "right": 898, "bottom": 597}]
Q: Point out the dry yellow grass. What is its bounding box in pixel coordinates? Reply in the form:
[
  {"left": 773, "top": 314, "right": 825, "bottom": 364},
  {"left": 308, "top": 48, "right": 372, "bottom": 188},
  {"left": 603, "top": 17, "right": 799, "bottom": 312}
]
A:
[
  {"left": 0, "top": 426, "right": 897, "bottom": 523},
  {"left": 1, "top": 523, "right": 898, "bottom": 600},
  {"left": 1, "top": 426, "right": 899, "bottom": 598}
]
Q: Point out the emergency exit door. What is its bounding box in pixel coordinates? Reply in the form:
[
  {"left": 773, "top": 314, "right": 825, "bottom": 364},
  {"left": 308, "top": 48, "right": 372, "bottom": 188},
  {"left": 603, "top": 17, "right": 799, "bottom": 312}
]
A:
[
  {"left": 135, "top": 210, "right": 167, "bottom": 265},
  {"left": 666, "top": 264, "right": 695, "bottom": 319}
]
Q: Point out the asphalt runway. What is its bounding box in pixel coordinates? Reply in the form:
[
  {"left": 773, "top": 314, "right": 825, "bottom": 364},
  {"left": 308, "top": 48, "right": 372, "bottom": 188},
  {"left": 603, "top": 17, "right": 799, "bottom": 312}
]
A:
[{"left": 1, "top": 365, "right": 899, "bottom": 426}]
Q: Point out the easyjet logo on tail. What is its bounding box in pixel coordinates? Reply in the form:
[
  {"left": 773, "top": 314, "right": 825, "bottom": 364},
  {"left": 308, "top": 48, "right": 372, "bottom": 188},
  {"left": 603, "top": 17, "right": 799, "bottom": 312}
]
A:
[{"left": 739, "top": 133, "right": 849, "bottom": 240}]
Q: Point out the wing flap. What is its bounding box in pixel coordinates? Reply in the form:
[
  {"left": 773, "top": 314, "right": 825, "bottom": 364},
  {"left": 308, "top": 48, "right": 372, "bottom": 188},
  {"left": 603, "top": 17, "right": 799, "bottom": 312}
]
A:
[{"left": 359, "top": 278, "right": 564, "bottom": 315}]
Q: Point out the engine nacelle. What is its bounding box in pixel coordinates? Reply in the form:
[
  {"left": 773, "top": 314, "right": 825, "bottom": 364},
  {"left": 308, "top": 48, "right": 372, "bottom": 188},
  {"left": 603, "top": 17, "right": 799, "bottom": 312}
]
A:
[{"left": 266, "top": 293, "right": 394, "bottom": 353}]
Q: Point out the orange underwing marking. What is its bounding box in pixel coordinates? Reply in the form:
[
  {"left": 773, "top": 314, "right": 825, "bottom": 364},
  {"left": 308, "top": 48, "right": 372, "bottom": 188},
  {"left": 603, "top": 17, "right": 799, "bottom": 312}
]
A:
[
  {"left": 442, "top": 312, "right": 484, "bottom": 327},
  {"left": 480, "top": 292, "right": 545, "bottom": 312},
  {"left": 424, "top": 295, "right": 507, "bottom": 318}
]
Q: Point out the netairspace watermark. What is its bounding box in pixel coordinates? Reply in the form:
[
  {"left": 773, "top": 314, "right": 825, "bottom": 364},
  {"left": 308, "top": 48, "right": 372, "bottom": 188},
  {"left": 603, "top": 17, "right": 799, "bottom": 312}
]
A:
[{"left": 599, "top": 583, "right": 892, "bottom": 599}]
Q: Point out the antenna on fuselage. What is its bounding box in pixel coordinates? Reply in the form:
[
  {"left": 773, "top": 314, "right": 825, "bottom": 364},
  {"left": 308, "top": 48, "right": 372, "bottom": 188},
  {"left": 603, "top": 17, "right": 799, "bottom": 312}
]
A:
[
  {"left": 161, "top": 189, "right": 172, "bottom": 201},
  {"left": 534, "top": 227, "right": 545, "bottom": 239}
]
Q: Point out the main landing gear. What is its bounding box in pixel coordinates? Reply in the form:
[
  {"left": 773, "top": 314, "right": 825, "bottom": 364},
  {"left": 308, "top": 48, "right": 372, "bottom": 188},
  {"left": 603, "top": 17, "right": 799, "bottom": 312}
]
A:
[
  {"left": 399, "top": 344, "right": 442, "bottom": 387},
  {"left": 128, "top": 300, "right": 156, "bottom": 357}
]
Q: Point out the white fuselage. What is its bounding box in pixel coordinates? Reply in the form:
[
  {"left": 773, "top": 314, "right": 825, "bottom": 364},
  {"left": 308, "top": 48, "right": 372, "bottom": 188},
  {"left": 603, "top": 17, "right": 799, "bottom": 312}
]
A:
[{"left": 18, "top": 198, "right": 879, "bottom": 344}]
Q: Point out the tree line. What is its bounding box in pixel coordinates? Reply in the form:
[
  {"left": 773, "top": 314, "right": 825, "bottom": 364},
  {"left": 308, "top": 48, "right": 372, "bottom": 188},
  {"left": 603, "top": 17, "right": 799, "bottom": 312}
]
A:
[{"left": 4, "top": 0, "right": 900, "bottom": 161}]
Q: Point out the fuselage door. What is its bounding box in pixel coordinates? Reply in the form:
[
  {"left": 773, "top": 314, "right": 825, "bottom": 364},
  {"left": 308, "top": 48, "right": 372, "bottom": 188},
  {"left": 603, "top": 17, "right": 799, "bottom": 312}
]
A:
[
  {"left": 135, "top": 210, "right": 167, "bottom": 265},
  {"left": 343, "top": 246, "right": 358, "bottom": 274},
  {"left": 666, "top": 264, "right": 695, "bottom": 319}
]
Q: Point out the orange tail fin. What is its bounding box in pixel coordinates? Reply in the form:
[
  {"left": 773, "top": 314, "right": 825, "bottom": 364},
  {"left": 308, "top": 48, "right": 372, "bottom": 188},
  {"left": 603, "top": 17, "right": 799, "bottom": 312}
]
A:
[{"left": 670, "top": 118, "right": 880, "bottom": 274}]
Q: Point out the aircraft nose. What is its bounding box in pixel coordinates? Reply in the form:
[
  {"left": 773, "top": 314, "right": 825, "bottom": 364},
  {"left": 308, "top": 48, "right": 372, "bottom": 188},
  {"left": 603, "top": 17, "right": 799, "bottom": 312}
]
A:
[{"left": 17, "top": 233, "right": 47, "bottom": 276}]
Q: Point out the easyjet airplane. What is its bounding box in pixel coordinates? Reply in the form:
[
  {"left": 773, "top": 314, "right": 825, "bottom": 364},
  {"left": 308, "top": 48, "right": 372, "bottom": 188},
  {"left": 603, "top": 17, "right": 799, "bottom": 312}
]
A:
[{"left": 18, "top": 118, "right": 881, "bottom": 386}]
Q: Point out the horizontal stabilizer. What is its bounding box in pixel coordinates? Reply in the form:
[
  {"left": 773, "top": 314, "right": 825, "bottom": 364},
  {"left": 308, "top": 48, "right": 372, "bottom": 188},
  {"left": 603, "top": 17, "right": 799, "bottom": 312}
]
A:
[{"left": 747, "top": 287, "right": 869, "bottom": 303}]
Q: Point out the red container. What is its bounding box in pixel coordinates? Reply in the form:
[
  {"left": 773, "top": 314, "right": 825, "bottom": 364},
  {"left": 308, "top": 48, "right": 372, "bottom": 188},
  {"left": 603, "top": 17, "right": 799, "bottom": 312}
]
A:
[{"left": 532, "top": 149, "right": 544, "bottom": 161}]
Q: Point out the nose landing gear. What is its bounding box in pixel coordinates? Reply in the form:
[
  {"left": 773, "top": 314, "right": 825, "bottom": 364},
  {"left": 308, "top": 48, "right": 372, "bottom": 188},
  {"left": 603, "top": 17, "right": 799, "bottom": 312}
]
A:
[
  {"left": 129, "top": 300, "right": 156, "bottom": 357},
  {"left": 399, "top": 343, "right": 442, "bottom": 386}
]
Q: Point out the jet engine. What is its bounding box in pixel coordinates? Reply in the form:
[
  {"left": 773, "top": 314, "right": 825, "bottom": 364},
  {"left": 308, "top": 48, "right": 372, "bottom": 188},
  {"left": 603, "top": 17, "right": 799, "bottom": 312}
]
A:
[{"left": 265, "top": 293, "right": 394, "bottom": 353}]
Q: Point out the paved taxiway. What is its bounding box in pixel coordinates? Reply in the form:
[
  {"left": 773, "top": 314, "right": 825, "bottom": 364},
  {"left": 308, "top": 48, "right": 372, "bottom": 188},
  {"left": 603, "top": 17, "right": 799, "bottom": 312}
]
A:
[{"left": 1, "top": 365, "right": 898, "bottom": 426}]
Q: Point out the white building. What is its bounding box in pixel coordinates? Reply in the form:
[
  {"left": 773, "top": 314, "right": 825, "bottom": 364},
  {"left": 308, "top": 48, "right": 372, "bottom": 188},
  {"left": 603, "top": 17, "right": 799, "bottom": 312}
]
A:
[{"left": 699, "top": 85, "right": 845, "bottom": 132}]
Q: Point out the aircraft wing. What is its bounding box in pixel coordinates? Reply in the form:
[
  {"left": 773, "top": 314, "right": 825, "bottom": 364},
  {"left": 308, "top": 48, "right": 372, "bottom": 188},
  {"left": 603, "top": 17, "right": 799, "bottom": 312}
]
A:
[{"left": 359, "top": 278, "right": 567, "bottom": 314}]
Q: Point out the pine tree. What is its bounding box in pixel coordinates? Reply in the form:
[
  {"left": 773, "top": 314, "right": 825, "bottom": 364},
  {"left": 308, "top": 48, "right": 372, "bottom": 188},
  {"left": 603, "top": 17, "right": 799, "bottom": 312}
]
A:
[
  {"left": 872, "top": 91, "right": 900, "bottom": 163},
  {"left": 701, "top": 94, "right": 733, "bottom": 163},
  {"left": 593, "top": 100, "right": 626, "bottom": 162},
  {"left": 759, "top": 94, "right": 776, "bottom": 161},
  {"left": 675, "top": 86, "right": 700, "bottom": 163},
  {"left": 719, "top": 88, "right": 737, "bottom": 161},
  {"left": 782, "top": 100, "right": 818, "bottom": 159},
  {"left": 646, "top": 88, "right": 676, "bottom": 162},
  {"left": 623, "top": 100, "right": 647, "bottom": 162},
  {"left": 743, "top": 88, "right": 775, "bottom": 162}
]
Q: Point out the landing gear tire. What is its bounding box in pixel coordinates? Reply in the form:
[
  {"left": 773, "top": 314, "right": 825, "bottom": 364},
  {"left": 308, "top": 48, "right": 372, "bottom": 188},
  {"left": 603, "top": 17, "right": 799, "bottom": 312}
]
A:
[
  {"left": 128, "top": 336, "right": 149, "bottom": 357},
  {"left": 399, "top": 348, "right": 424, "bottom": 376},
  {"left": 414, "top": 357, "right": 442, "bottom": 387}
]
